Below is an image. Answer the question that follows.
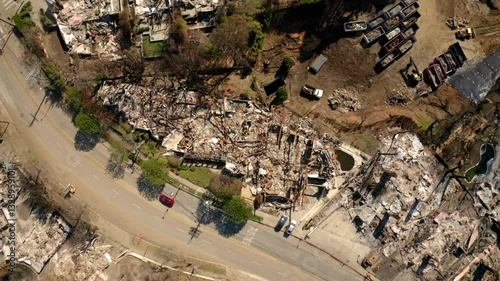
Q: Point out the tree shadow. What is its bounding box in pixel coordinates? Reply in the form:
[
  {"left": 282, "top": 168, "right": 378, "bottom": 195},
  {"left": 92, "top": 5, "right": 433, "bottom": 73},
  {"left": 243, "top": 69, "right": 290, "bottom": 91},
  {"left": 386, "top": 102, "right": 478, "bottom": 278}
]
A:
[
  {"left": 136, "top": 175, "right": 164, "bottom": 201},
  {"left": 105, "top": 158, "right": 126, "bottom": 179},
  {"left": 195, "top": 200, "right": 245, "bottom": 237},
  {"left": 74, "top": 129, "right": 100, "bottom": 151}
]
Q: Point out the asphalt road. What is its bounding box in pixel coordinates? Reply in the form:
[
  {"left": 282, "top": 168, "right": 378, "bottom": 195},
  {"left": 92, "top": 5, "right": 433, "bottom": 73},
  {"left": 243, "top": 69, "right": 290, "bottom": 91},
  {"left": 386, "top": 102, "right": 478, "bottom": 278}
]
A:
[{"left": 0, "top": 30, "right": 363, "bottom": 281}]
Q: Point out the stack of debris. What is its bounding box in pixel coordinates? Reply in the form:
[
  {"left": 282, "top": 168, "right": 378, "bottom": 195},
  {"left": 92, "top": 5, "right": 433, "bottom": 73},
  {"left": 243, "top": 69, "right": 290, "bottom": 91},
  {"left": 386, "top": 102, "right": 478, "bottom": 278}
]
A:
[
  {"left": 342, "top": 133, "right": 499, "bottom": 280},
  {"left": 446, "top": 16, "right": 470, "bottom": 29},
  {"left": 328, "top": 89, "right": 360, "bottom": 112},
  {"left": 0, "top": 161, "right": 71, "bottom": 274},
  {"left": 97, "top": 82, "right": 364, "bottom": 211}
]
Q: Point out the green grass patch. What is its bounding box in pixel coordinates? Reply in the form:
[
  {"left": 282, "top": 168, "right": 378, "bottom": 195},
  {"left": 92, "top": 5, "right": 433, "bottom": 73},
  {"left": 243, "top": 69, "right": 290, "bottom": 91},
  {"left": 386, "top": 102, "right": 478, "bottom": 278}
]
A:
[
  {"left": 250, "top": 214, "right": 263, "bottom": 223},
  {"left": 112, "top": 123, "right": 132, "bottom": 136},
  {"left": 465, "top": 167, "right": 477, "bottom": 182},
  {"left": 142, "top": 35, "right": 165, "bottom": 58},
  {"left": 13, "top": 2, "right": 34, "bottom": 33},
  {"left": 416, "top": 118, "right": 439, "bottom": 136},
  {"left": 178, "top": 167, "right": 214, "bottom": 188}
]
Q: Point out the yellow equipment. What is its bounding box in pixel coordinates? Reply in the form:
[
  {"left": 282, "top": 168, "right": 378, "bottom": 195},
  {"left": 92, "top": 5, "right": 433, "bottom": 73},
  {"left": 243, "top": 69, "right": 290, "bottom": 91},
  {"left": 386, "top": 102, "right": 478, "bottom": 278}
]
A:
[
  {"left": 408, "top": 57, "right": 422, "bottom": 82},
  {"left": 455, "top": 27, "right": 475, "bottom": 39}
]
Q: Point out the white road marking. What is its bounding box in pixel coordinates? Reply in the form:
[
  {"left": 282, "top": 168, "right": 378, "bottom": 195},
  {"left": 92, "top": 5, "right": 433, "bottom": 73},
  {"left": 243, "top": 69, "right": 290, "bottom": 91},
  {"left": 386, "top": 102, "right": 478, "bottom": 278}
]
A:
[
  {"left": 202, "top": 239, "right": 212, "bottom": 244},
  {"left": 226, "top": 250, "right": 237, "bottom": 255},
  {"left": 132, "top": 203, "right": 141, "bottom": 209},
  {"left": 252, "top": 261, "right": 261, "bottom": 266},
  {"left": 75, "top": 160, "right": 82, "bottom": 166},
  {"left": 176, "top": 228, "right": 186, "bottom": 233},
  {"left": 93, "top": 175, "right": 100, "bottom": 180},
  {"left": 277, "top": 272, "right": 286, "bottom": 277},
  {"left": 154, "top": 216, "right": 163, "bottom": 221},
  {"left": 57, "top": 142, "right": 63, "bottom": 148},
  {"left": 5, "top": 1, "right": 15, "bottom": 9},
  {"left": 24, "top": 105, "right": 29, "bottom": 111},
  {"left": 112, "top": 189, "right": 120, "bottom": 195}
]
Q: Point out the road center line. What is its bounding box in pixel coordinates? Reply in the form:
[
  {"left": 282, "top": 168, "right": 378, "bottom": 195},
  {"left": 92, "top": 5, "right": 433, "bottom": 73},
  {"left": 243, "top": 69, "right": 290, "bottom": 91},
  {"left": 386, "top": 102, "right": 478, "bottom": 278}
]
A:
[
  {"left": 226, "top": 250, "right": 236, "bottom": 255},
  {"left": 201, "top": 239, "right": 212, "bottom": 245},
  {"left": 132, "top": 203, "right": 141, "bottom": 209},
  {"left": 251, "top": 261, "right": 261, "bottom": 266},
  {"left": 154, "top": 216, "right": 163, "bottom": 221},
  {"left": 93, "top": 175, "right": 100, "bottom": 180},
  {"left": 57, "top": 142, "right": 63, "bottom": 148},
  {"left": 111, "top": 189, "right": 120, "bottom": 195},
  {"left": 75, "top": 160, "right": 82, "bottom": 166},
  {"left": 176, "top": 228, "right": 186, "bottom": 233},
  {"left": 277, "top": 272, "right": 286, "bottom": 277}
]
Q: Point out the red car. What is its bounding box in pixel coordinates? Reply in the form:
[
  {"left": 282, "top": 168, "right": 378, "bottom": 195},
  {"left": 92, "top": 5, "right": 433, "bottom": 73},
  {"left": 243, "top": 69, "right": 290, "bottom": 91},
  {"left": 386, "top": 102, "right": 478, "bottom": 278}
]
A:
[{"left": 159, "top": 194, "right": 175, "bottom": 208}]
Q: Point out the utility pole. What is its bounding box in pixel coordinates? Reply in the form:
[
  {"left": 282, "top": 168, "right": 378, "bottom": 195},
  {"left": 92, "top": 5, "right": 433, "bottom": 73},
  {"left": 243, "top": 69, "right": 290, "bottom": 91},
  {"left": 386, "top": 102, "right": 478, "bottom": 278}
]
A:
[{"left": 0, "top": 17, "right": 14, "bottom": 55}]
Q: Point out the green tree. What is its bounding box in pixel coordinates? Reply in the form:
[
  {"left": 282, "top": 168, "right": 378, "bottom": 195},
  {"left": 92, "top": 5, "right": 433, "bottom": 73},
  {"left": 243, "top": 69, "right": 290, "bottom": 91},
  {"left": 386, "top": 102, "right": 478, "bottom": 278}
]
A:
[
  {"left": 170, "top": 16, "right": 188, "bottom": 48},
  {"left": 139, "top": 157, "right": 170, "bottom": 186},
  {"left": 281, "top": 56, "right": 294, "bottom": 71},
  {"left": 75, "top": 112, "right": 101, "bottom": 134},
  {"left": 223, "top": 197, "right": 252, "bottom": 224},
  {"left": 249, "top": 20, "right": 265, "bottom": 52},
  {"left": 276, "top": 86, "right": 288, "bottom": 103}
]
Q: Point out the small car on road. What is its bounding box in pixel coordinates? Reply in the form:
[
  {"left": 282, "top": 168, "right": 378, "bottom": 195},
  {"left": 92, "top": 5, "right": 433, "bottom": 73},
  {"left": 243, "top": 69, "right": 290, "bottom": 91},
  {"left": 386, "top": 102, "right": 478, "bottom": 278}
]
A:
[
  {"left": 285, "top": 220, "right": 297, "bottom": 236},
  {"left": 159, "top": 194, "right": 175, "bottom": 208},
  {"left": 274, "top": 215, "right": 288, "bottom": 232}
]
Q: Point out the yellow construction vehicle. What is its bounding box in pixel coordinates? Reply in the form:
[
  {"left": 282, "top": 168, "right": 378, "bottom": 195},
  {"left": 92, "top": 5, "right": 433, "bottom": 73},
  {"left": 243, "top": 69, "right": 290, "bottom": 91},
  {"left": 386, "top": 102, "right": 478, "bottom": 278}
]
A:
[
  {"left": 407, "top": 56, "right": 422, "bottom": 82},
  {"left": 455, "top": 27, "right": 476, "bottom": 39}
]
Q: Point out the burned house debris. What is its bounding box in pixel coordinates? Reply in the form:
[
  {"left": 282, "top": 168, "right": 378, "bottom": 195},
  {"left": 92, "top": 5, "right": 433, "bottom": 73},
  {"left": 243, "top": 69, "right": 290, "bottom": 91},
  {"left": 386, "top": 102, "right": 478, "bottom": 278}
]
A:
[
  {"left": 50, "top": 0, "right": 221, "bottom": 58},
  {"left": 0, "top": 160, "right": 71, "bottom": 274},
  {"left": 308, "top": 132, "right": 499, "bottom": 280},
  {"left": 51, "top": 0, "right": 123, "bottom": 57},
  {"left": 179, "top": 0, "right": 220, "bottom": 30},
  {"left": 96, "top": 81, "right": 365, "bottom": 212}
]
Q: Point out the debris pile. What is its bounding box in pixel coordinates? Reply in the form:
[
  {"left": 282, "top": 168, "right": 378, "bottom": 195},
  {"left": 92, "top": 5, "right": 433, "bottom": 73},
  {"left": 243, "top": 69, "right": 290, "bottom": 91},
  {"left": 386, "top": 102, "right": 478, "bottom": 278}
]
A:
[
  {"left": 179, "top": 0, "right": 220, "bottom": 29},
  {"left": 52, "top": 235, "right": 122, "bottom": 280},
  {"left": 52, "top": 0, "right": 122, "bottom": 57},
  {"left": 328, "top": 89, "right": 360, "bottom": 112},
  {"left": 333, "top": 133, "right": 499, "bottom": 280},
  {"left": 97, "top": 82, "right": 198, "bottom": 140},
  {"left": 446, "top": 16, "right": 470, "bottom": 29},
  {"left": 0, "top": 161, "right": 70, "bottom": 274}
]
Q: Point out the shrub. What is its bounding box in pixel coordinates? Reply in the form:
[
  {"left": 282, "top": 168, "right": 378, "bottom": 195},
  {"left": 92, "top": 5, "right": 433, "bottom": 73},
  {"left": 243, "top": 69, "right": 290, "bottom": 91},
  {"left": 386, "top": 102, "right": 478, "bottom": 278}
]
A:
[
  {"left": 282, "top": 56, "right": 295, "bottom": 71},
  {"left": 223, "top": 197, "right": 252, "bottom": 224},
  {"left": 42, "top": 62, "right": 65, "bottom": 94},
  {"left": 276, "top": 86, "right": 288, "bottom": 102},
  {"left": 39, "top": 8, "right": 55, "bottom": 30},
  {"left": 65, "top": 87, "right": 84, "bottom": 111},
  {"left": 140, "top": 157, "right": 170, "bottom": 186},
  {"left": 258, "top": 8, "right": 274, "bottom": 31},
  {"left": 249, "top": 20, "right": 265, "bottom": 52},
  {"left": 207, "top": 174, "right": 242, "bottom": 197},
  {"left": 75, "top": 112, "right": 101, "bottom": 134}
]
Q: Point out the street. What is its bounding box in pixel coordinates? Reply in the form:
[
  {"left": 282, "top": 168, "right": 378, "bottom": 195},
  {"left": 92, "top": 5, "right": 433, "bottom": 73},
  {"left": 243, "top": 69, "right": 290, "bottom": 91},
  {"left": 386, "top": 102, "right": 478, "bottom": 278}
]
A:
[{"left": 0, "top": 26, "right": 363, "bottom": 281}]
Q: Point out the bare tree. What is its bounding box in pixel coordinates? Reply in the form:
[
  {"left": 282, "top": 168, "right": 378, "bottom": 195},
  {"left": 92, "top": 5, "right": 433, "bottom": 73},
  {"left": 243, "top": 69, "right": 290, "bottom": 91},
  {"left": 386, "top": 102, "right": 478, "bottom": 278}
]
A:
[{"left": 122, "top": 48, "right": 145, "bottom": 82}]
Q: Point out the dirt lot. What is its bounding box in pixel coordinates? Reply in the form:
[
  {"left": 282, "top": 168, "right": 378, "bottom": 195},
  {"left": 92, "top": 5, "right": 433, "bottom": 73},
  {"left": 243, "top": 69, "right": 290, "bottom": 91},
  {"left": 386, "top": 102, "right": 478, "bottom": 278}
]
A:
[{"left": 224, "top": 0, "right": 499, "bottom": 154}]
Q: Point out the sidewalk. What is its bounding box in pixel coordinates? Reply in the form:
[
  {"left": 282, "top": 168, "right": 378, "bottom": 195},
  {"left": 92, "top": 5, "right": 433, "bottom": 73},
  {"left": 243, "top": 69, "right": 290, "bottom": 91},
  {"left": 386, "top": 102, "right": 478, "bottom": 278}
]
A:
[{"left": 166, "top": 170, "right": 208, "bottom": 197}]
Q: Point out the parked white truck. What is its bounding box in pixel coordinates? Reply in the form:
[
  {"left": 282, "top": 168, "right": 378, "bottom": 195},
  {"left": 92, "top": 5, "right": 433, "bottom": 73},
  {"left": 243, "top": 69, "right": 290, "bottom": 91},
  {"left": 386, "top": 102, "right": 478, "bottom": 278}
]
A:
[{"left": 302, "top": 84, "right": 324, "bottom": 99}]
